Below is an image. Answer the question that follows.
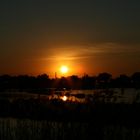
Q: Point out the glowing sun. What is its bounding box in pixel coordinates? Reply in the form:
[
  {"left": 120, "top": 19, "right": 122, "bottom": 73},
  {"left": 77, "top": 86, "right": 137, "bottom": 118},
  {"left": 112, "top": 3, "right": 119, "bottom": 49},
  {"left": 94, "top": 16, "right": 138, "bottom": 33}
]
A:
[{"left": 60, "top": 66, "right": 68, "bottom": 74}]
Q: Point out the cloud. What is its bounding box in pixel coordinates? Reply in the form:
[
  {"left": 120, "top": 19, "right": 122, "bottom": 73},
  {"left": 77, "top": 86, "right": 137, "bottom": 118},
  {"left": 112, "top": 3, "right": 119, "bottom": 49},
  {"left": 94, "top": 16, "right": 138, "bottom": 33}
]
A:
[
  {"left": 52, "top": 42, "right": 140, "bottom": 54},
  {"left": 36, "top": 42, "right": 140, "bottom": 62}
]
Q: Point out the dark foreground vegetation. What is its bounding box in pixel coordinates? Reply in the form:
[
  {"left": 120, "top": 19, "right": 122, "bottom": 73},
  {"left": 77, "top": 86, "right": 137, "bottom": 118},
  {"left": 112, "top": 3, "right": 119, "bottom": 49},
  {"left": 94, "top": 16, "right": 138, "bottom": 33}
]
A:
[
  {"left": 0, "top": 72, "right": 140, "bottom": 139},
  {"left": 1, "top": 95, "right": 140, "bottom": 140},
  {"left": 0, "top": 96, "right": 140, "bottom": 140},
  {"left": 1, "top": 118, "right": 140, "bottom": 140},
  {"left": 0, "top": 72, "right": 140, "bottom": 91},
  {"left": 0, "top": 96, "right": 140, "bottom": 126}
]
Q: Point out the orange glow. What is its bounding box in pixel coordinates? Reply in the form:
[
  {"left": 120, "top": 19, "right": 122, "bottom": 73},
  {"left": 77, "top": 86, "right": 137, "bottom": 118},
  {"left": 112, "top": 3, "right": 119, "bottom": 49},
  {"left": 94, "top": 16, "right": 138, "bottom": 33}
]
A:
[
  {"left": 48, "top": 54, "right": 84, "bottom": 77},
  {"left": 61, "top": 95, "right": 67, "bottom": 101},
  {"left": 60, "top": 66, "right": 68, "bottom": 74}
]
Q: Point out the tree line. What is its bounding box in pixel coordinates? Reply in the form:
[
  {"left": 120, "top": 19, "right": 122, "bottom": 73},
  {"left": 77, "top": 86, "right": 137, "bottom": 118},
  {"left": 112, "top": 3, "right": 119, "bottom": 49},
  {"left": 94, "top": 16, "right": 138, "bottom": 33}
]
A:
[{"left": 0, "top": 72, "right": 140, "bottom": 91}]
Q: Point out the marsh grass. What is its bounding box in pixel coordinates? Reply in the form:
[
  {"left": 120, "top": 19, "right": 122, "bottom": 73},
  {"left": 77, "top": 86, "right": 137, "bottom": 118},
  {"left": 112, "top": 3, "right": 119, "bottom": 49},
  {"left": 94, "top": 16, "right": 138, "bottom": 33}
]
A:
[{"left": 0, "top": 118, "right": 89, "bottom": 140}]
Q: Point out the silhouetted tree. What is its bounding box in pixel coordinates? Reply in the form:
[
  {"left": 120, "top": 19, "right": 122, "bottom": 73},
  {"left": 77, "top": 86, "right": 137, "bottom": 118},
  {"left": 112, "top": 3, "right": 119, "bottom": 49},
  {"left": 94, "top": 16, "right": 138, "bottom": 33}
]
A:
[
  {"left": 116, "top": 74, "right": 131, "bottom": 88},
  {"left": 0, "top": 75, "right": 12, "bottom": 91},
  {"left": 82, "top": 75, "right": 96, "bottom": 89},
  {"left": 16, "top": 75, "right": 37, "bottom": 90},
  {"left": 36, "top": 74, "right": 50, "bottom": 89},
  {"left": 114, "top": 74, "right": 131, "bottom": 94},
  {"left": 97, "top": 73, "right": 112, "bottom": 88},
  {"left": 57, "top": 77, "right": 70, "bottom": 89},
  {"left": 69, "top": 75, "right": 81, "bottom": 89},
  {"left": 1, "top": 72, "right": 139, "bottom": 91},
  {"left": 131, "top": 72, "right": 140, "bottom": 89}
]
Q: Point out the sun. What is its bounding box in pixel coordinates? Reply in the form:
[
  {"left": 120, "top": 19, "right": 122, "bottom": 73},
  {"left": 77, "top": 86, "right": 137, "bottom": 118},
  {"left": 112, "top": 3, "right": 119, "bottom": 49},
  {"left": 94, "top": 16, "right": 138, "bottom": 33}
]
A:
[{"left": 60, "top": 66, "right": 68, "bottom": 74}]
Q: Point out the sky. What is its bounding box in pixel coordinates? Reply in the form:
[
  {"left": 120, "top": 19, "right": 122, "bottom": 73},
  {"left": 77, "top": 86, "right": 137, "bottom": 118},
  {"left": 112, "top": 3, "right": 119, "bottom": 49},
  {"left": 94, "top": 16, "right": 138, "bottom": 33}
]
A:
[{"left": 0, "top": 0, "right": 140, "bottom": 77}]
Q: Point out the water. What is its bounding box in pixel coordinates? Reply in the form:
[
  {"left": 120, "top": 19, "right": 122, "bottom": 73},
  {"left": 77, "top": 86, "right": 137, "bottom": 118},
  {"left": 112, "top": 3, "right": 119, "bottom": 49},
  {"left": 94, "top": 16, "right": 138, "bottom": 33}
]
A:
[{"left": 0, "top": 88, "right": 140, "bottom": 103}]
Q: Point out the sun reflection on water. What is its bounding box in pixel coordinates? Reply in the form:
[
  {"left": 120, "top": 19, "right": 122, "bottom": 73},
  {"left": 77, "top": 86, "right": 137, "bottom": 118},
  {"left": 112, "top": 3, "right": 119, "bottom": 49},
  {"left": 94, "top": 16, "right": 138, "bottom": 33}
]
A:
[{"left": 61, "top": 95, "right": 67, "bottom": 101}]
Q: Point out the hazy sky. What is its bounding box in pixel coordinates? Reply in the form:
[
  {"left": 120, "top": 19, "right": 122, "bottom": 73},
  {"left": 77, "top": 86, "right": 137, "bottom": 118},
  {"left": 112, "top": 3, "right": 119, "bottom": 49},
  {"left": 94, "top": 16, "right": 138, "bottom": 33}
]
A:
[{"left": 0, "top": 0, "right": 140, "bottom": 77}]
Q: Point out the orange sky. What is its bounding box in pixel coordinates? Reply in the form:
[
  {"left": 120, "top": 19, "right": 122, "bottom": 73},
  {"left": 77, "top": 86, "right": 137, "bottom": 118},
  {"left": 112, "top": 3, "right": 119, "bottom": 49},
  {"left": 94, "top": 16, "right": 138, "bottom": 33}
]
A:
[
  {"left": 1, "top": 41, "right": 139, "bottom": 78},
  {"left": 0, "top": 1, "right": 140, "bottom": 77}
]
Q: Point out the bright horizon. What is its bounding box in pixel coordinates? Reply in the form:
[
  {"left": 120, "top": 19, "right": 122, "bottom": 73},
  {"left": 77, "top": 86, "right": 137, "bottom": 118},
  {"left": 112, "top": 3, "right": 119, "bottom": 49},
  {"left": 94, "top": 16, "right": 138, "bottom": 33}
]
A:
[{"left": 0, "top": 43, "right": 140, "bottom": 77}]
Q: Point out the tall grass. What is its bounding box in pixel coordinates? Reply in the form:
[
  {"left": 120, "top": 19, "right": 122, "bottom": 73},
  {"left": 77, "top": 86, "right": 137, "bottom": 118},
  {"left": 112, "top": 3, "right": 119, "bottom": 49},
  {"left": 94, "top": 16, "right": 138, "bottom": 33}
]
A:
[
  {"left": 0, "top": 118, "right": 89, "bottom": 140},
  {"left": 0, "top": 118, "right": 140, "bottom": 140},
  {"left": 104, "top": 125, "right": 140, "bottom": 140}
]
